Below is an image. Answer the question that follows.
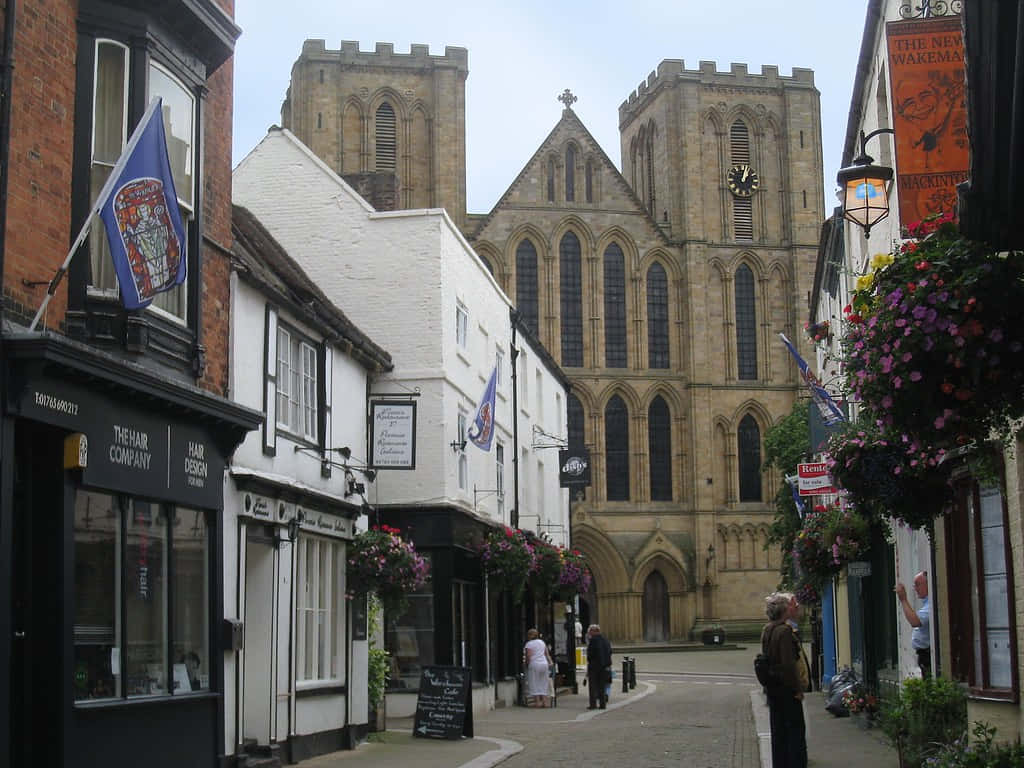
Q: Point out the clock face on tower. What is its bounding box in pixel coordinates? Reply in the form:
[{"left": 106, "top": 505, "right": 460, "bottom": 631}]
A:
[{"left": 727, "top": 164, "right": 760, "bottom": 197}]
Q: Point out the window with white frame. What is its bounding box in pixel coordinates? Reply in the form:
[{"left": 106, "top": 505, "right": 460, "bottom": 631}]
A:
[
  {"left": 276, "top": 324, "right": 318, "bottom": 441},
  {"left": 496, "top": 349, "right": 504, "bottom": 390},
  {"left": 456, "top": 302, "right": 468, "bottom": 349},
  {"left": 458, "top": 410, "right": 468, "bottom": 490},
  {"left": 496, "top": 442, "right": 505, "bottom": 517},
  {"left": 295, "top": 535, "right": 344, "bottom": 684},
  {"left": 535, "top": 369, "right": 543, "bottom": 419}
]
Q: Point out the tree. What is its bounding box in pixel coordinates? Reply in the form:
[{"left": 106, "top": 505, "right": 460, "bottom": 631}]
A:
[{"left": 761, "top": 399, "right": 810, "bottom": 587}]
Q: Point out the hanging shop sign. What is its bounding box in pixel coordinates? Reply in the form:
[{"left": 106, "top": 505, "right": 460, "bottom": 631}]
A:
[
  {"left": 369, "top": 400, "right": 417, "bottom": 469},
  {"left": 559, "top": 447, "right": 591, "bottom": 488},
  {"left": 797, "top": 462, "right": 837, "bottom": 497},
  {"left": 886, "top": 17, "right": 968, "bottom": 227},
  {"left": 13, "top": 374, "right": 223, "bottom": 508}
]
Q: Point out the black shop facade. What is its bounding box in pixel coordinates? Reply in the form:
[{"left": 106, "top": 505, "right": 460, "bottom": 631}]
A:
[{"left": 1, "top": 333, "right": 260, "bottom": 768}]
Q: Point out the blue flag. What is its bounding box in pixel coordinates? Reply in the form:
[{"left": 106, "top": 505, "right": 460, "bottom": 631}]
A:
[
  {"left": 778, "top": 333, "right": 846, "bottom": 427},
  {"left": 467, "top": 366, "right": 498, "bottom": 451},
  {"left": 786, "top": 474, "right": 806, "bottom": 518},
  {"left": 97, "top": 98, "right": 187, "bottom": 310}
]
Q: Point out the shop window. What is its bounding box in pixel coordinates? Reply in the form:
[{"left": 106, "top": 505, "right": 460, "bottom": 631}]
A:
[
  {"left": 276, "top": 324, "right": 318, "bottom": 442},
  {"left": 73, "top": 491, "right": 210, "bottom": 702},
  {"left": 385, "top": 555, "right": 435, "bottom": 690},
  {"left": 946, "top": 478, "right": 1018, "bottom": 699},
  {"left": 295, "top": 535, "right": 344, "bottom": 684}
]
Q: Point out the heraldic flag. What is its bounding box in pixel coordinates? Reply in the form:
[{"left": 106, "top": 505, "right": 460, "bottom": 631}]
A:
[
  {"left": 97, "top": 98, "right": 187, "bottom": 310},
  {"left": 467, "top": 366, "right": 498, "bottom": 451},
  {"left": 779, "top": 333, "right": 846, "bottom": 427}
]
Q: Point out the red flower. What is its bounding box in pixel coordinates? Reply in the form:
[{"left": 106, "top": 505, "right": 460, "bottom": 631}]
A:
[
  {"left": 915, "top": 260, "right": 930, "bottom": 271},
  {"left": 955, "top": 389, "right": 973, "bottom": 401},
  {"left": 941, "top": 381, "right": 954, "bottom": 394},
  {"left": 906, "top": 283, "right": 917, "bottom": 292}
]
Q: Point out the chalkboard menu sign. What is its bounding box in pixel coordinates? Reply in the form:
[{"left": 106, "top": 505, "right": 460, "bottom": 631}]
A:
[{"left": 412, "top": 665, "right": 473, "bottom": 739}]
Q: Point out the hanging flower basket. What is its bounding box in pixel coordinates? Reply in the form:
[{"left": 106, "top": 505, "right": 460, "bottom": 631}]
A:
[
  {"left": 825, "top": 423, "right": 953, "bottom": 530},
  {"left": 528, "top": 537, "right": 563, "bottom": 602},
  {"left": 805, "top": 318, "right": 833, "bottom": 345},
  {"left": 792, "top": 501, "right": 870, "bottom": 587},
  {"left": 347, "top": 525, "right": 429, "bottom": 616},
  {"left": 840, "top": 213, "right": 1024, "bottom": 450},
  {"left": 555, "top": 548, "right": 592, "bottom": 601},
  {"left": 478, "top": 527, "right": 535, "bottom": 603}
]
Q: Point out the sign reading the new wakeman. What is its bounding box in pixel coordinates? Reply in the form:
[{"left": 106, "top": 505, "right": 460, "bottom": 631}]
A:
[
  {"left": 370, "top": 400, "right": 416, "bottom": 469},
  {"left": 886, "top": 17, "right": 968, "bottom": 227},
  {"left": 412, "top": 665, "right": 473, "bottom": 740},
  {"left": 797, "top": 462, "right": 837, "bottom": 497}
]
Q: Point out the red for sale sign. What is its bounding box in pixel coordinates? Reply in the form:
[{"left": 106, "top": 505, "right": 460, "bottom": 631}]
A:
[{"left": 797, "top": 462, "right": 836, "bottom": 496}]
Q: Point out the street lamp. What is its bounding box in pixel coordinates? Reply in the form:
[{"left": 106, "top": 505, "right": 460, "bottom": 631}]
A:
[{"left": 836, "top": 128, "right": 896, "bottom": 238}]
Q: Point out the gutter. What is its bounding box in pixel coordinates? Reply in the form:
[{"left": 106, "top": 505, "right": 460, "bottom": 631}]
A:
[{"left": 841, "top": 0, "right": 885, "bottom": 168}]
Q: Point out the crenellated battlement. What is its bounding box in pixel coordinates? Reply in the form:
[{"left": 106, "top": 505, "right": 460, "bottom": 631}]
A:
[
  {"left": 298, "top": 38, "right": 469, "bottom": 71},
  {"left": 618, "top": 59, "right": 815, "bottom": 121}
]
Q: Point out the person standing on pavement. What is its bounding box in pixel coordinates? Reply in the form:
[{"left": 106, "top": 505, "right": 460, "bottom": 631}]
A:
[
  {"left": 762, "top": 592, "right": 808, "bottom": 768},
  {"left": 523, "top": 628, "right": 554, "bottom": 707},
  {"left": 585, "top": 624, "right": 612, "bottom": 709},
  {"left": 895, "top": 571, "right": 931, "bottom": 678}
]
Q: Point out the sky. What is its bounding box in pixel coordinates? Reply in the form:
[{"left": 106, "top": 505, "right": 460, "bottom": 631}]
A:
[{"left": 232, "top": 0, "right": 870, "bottom": 215}]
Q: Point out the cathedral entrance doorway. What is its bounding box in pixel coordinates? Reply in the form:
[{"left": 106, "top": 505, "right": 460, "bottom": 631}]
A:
[{"left": 643, "top": 570, "right": 669, "bottom": 641}]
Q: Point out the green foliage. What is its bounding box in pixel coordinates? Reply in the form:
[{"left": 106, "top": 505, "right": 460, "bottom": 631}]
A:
[
  {"left": 925, "top": 721, "right": 1024, "bottom": 768},
  {"left": 367, "top": 595, "right": 390, "bottom": 708},
  {"left": 762, "top": 399, "right": 810, "bottom": 587},
  {"left": 878, "top": 676, "right": 967, "bottom": 768}
]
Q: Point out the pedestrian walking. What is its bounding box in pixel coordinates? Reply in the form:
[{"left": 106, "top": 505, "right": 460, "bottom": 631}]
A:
[
  {"left": 523, "top": 628, "right": 554, "bottom": 707},
  {"left": 585, "top": 624, "right": 612, "bottom": 709},
  {"left": 762, "top": 592, "right": 808, "bottom": 768}
]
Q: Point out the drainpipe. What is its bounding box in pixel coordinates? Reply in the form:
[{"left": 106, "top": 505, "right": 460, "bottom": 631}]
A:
[{"left": 509, "top": 307, "right": 520, "bottom": 530}]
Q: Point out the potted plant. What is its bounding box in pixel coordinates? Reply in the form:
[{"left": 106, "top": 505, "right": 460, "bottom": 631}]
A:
[
  {"left": 347, "top": 525, "right": 429, "bottom": 616},
  {"left": 877, "top": 676, "right": 966, "bottom": 768},
  {"left": 842, "top": 683, "right": 880, "bottom": 728},
  {"left": 478, "top": 527, "right": 535, "bottom": 603}
]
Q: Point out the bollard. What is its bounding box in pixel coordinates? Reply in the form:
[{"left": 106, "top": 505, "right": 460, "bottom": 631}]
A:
[
  {"left": 621, "top": 657, "right": 629, "bottom": 693},
  {"left": 629, "top": 657, "right": 637, "bottom": 689}
]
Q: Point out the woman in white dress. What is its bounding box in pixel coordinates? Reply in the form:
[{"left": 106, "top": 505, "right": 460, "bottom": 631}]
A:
[{"left": 522, "top": 628, "right": 554, "bottom": 707}]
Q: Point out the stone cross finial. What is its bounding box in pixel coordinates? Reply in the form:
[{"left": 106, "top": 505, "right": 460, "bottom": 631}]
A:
[{"left": 558, "top": 89, "right": 577, "bottom": 109}]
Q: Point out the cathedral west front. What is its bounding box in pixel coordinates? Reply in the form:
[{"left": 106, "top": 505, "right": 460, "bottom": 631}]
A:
[{"left": 280, "top": 40, "right": 823, "bottom": 642}]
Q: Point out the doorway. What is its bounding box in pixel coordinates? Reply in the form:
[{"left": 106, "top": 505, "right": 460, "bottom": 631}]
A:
[
  {"left": 242, "top": 530, "right": 276, "bottom": 746},
  {"left": 643, "top": 570, "right": 669, "bottom": 642}
]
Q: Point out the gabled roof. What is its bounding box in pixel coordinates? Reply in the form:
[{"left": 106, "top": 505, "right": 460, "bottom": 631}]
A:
[
  {"left": 472, "top": 107, "right": 670, "bottom": 247},
  {"left": 231, "top": 204, "right": 393, "bottom": 373}
]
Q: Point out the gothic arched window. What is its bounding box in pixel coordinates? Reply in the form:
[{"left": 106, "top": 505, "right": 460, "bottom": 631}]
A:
[
  {"left": 585, "top": 160, "right": 594, "bottom": 203},
  {"left": 648, "top": 396, "right": 672, "bottom": 501},
  {"left": 605, "top": 395, "right": 630, "bottom": 501},
  {"left": 735, "top": 264, "right": 757, "bottom": 380},
  {"left": 375, "top": 102, "right": 396, "bottom": 171},
  {"left": 560, "top": 232, "right": 583, "bottom": 367},
  {"left": 566, "top": 145, "right": 576, "bottom": 202},
  {"left": 603, "top": 243, "right": 627, "bottom": 368},
  {"left": 547, "top": 157, "right": 555, "bottom": 202},
  {"left": 738, "top": 414, "right": 762, "bottom": 502},
  {"left": 515, "top": 239, "right": 538, "bottom": 334},
  {"left": 567, "top": 392, "right": 585, "bottom": 450},
  {"left": 647, "top": 262, "right": 669, "bottom": 369}
]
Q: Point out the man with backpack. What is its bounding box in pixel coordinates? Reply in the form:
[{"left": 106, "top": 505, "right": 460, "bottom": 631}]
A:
[{"left": 761, "top": 592, "right": 809, "bottom": 768}]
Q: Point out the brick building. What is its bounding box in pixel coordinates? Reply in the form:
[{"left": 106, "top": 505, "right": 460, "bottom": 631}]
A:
[
  {"left": 282, "top": 42, "right": 824, "bottom": 643},
  {"left": 0, "top": 2, "right": 261, "bottom": 767}
]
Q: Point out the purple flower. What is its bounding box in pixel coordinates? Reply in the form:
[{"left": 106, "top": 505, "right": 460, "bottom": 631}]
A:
[
  {"left": 912, "top": 305, "right": 927, "bottom": 319},
  {"left": 989, "top": 328, "right": 1004, "bottom": 343},
  {"left": 909, "top": 371, "right": 922, "bottom": 381}
]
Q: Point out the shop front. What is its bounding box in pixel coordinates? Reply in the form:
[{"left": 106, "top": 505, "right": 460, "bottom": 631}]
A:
[{"left": 2, "top": 333, "right": 260, "bottom": 768}]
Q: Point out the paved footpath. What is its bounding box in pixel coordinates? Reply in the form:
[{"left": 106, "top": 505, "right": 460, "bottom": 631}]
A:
[{"left": 298, "top": 648, "right": 898, "bottom": 768}]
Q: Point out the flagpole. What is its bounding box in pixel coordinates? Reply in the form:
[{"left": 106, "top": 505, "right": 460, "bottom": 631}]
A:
[{"left": 27, "top": 98, "right": 163, "bottom": 332}]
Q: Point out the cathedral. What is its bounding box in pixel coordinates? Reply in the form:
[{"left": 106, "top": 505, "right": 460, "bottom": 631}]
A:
[{"left": 280, "top": 39, "right": 824, "bottom": 641}]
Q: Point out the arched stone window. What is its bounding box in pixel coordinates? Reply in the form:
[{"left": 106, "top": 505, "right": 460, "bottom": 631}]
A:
[
  {"left": 515, "top": 239, "right": 538, "bottom": 334},
  {"left": 566, "top": 145, "right": 576, "bottom": 202},
  {"left": 375, "top": 102, "right": 396, "bottom": 171},
  {"left": 735, "top": 264, "right": 757, "bottom": 380},
  {"left": 647, "top": 262, "right": 669, "bottom": 369},
  {"left": 547, "top": 157, "right": 555, "bottom": 202},
  {"left": 567, "top": 392, "right": 585, "bottom": 450},
  {"left": 585, "top": 160, "right": 594, "bottom": 203},
  {"left": 560, "top": 232, "right": 583, "bottom": 367},
  {"left": 603, "top": 243, "right": 627, "bottom": 368},
  {"left": 605, "top": 395, "right": 630, "bottom": 501},
  {"left": 738, "top": 414, "right": 762, "bottom": 502},
  {"left": 648, "top": 396, "right": 672, "bottom": 501}
]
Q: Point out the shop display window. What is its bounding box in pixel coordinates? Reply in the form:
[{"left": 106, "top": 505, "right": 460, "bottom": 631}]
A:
[
  {"left": 385, "top": 556, "right": 434, "bottom": 691},
  {"left": 73, "top": 490, "right": 210, "bottom": 702},
  {"left": 295, "top": 535, "right": 343, "bottom": 684}
]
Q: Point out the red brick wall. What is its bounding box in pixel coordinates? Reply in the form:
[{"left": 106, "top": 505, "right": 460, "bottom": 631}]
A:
[{"left": 2, "top": 0, "right": 77, "bottom": 327}]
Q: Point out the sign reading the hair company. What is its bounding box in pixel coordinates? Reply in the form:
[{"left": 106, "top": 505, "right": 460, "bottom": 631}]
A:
[
  {"left": 15, "top": 374, "right": 223, "bottom": 508},
  {"left": 886, "top": 17, "right": 968, "bottom": 227}
]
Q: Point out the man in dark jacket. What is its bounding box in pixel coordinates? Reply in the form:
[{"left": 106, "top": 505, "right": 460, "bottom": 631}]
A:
[
  {"left": 762, "top": 592, "right": 808, "bottom": 768},
  {"left": 585, "top": 624, "right": 613, "bottom": 709}
]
